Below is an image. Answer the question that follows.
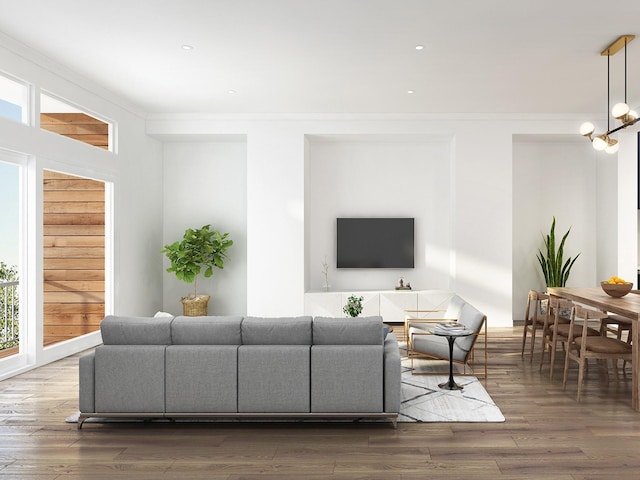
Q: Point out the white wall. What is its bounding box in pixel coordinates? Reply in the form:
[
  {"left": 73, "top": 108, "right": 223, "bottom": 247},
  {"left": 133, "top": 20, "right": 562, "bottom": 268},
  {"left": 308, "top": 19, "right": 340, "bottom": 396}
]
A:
[
  {"left": 246, "top": 128, "right": 306, "bottom": 316},
  {"left": 452, "top": 128, "right": 513, "bottom": 328},
  {"left": 597, "top": 148, "right": 619, "bottom": 282},
  {"left": 149, "top": 116, "right": 532, "bottom": 327},
  {"left": 162, "top": 140, "right": 247, "bottom": 315},
  {"left": 616, "top": 130, "right": 639, "bottom": 285},
  {"left": 512, "top": 138, "right": 598, "bottom": 319},
  {"left": 305, "top": 135, "right": 452, "bottom": 292}
]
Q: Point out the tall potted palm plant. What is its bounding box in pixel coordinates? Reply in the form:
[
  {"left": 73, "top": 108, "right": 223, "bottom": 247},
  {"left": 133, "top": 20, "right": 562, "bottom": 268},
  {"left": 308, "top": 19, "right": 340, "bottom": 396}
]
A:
[
  {"left": 536, "top": 216, "right": 580, "bottom": 287},
  {"left": 162, "top": 224, "right": 233, "bottom": 316}
]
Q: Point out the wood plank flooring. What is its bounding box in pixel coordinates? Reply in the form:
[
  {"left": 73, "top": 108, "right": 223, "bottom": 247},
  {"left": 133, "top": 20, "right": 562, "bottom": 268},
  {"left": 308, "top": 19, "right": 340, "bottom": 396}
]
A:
[{"left": 1, "top": 327, "right": 640, "bottom": 479}]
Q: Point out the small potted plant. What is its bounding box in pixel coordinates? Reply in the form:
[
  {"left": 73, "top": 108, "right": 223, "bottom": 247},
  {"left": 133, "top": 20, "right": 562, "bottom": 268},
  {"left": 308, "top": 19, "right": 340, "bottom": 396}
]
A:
[
  {"left": 162, "top": 224, "right": 233, "bottom": 316},
  {"left": 343, "top": 295, "right": 364, "bottom": 317}
]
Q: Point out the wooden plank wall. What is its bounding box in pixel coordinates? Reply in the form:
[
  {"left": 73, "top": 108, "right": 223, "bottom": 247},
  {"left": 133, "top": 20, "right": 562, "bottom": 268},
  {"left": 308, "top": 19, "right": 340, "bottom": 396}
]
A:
[
  {"left": 40, "top": 113, "right": 109, "bottom": 150},
  {"left": 43, "top": 170, "right": 105, "bottom": 346}
]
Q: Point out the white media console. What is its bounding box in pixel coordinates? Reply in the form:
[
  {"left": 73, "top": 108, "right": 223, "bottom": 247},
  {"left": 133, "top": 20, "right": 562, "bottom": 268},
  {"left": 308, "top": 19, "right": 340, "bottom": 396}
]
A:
[{"left": 304, "top": 289, "right": 456, "bottom": 323}]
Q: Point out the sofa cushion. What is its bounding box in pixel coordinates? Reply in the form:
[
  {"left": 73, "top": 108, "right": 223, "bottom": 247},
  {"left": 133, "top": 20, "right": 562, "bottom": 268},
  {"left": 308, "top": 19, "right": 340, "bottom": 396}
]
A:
[
  {"left": 313, "top": 316, "right": 383, "bottom": 345},
  {"left": 311, "top": 345, "right": 383, "bottom": 413},
  {"left": 241, "top": 316, "right": 312, "bottom": 345},
  {"left": 165, "top": 345, "right": 238, "bottom": 412},
  {"left": 238, "top": 345, "right": 311, "bottom": 412},
  {"left": 171, "top": 315, "right": 243, "bottom": 345},
  {"left": 94, "top": 345, "right": 166, "bottom": 413},
  {"left": 100, "top": 315, "right": 173, "bottom": 345}
]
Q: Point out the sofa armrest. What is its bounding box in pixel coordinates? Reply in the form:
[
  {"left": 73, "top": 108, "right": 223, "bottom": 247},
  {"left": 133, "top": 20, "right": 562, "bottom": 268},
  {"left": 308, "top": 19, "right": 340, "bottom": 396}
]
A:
[
  {"left": 79, "top": 350, "right": 95, "bottom": 413},
  {"left": 383, "top": 334, "right": 401, "bottom": 413}
]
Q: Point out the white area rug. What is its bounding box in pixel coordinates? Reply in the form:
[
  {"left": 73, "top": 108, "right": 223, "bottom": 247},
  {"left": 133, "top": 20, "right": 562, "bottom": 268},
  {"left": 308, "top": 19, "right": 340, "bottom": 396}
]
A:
[
  {"left": 399, "top": 342, "right": 504, "bottom": 423},
  {"left": 399, "top": 368, "right": 504, "bottom": 422}
]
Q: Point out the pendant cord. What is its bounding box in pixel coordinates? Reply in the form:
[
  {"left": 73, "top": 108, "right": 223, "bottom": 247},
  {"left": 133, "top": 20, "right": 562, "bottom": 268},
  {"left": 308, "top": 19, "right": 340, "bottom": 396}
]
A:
[
  {"left": 607, "top": 53, "right": 611, "bottom": 131},
  {"left": 625, "top": 37, "right": 628, "bottom": 104}
]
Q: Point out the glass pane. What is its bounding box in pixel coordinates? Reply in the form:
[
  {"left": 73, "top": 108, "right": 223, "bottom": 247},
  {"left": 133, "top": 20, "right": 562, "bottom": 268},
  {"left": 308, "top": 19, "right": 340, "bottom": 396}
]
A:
[
  {"left": 0, "top": 161, "right": 20, "bottom": 357},
  {"left": 40, "top": 94, "right": 111, "bottom": 151},
  {"left": 0, "top": 73, "right": 28, "bottom": 124}
]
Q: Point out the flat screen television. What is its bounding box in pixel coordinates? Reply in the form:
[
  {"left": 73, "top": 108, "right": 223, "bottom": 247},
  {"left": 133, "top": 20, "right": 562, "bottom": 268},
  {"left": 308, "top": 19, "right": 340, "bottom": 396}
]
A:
[{"left": 337, "top": 217, "right": 414, "bottom": 268}]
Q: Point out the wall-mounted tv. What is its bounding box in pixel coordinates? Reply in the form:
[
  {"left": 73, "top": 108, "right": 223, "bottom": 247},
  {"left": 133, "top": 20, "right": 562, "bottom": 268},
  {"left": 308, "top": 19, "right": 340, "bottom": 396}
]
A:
[{"left": 337, "top": 217, "right": 414, "bottom": 268}]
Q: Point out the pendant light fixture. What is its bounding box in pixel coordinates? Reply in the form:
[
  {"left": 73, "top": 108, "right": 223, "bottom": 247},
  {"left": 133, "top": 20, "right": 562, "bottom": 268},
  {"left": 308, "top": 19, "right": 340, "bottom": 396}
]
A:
[{"left": 580, "top": 35, "right": 639, "bottom": 154}]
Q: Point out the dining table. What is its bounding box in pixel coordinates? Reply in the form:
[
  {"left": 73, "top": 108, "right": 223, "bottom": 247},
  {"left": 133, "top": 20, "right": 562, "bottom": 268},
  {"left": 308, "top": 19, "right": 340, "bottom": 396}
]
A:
[{"left": 547, "top": 287, "right": 640, "bottom": 411}]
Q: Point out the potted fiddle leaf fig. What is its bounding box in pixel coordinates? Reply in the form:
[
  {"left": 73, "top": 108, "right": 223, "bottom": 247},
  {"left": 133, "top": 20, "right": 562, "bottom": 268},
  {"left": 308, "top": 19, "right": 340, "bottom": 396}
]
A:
[
  {"left": 162, "top": 224, "right": 233, "bottom": 316},
  {"left": 536, "top": 216, "right": 580, "bottom": 287}
]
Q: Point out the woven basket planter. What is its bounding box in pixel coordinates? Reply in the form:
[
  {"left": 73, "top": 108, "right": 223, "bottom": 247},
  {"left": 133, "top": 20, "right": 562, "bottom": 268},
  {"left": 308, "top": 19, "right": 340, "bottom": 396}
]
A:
[{"left": 181, "top": 294, "right": 211, "bottom": 316}]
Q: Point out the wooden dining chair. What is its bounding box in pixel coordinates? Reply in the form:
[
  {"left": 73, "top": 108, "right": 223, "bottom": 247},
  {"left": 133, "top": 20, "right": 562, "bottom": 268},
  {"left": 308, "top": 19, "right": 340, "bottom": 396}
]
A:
[
  {"left": 539, "top": 297, "right": 599, "bottom": 380},
  {"left": 521, "top": 290, "right": 549, "bottom": 362},
  {"left": 538, "top": 296, "right": 571, "bottom": 377},
  {"left": 563, "top": 306, "right": 633, "bottom": 402},
  {"left": 601, "top": 314, "right": 632, "bottom": 341}
]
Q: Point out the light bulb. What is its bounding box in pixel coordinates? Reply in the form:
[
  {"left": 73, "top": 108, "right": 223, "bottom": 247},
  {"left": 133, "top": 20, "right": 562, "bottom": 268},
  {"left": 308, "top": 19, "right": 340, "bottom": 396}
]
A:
[
  {"left": 612, "top": 102, "right": 630, "bottom": 119},
  {"left": 592, "top": 135, "right": 608, "bottom": 151},
  {"left": 579, "top": 122, "right": 595, "bottom": 136},
  {"left": 605, "top": 139, "right": 619, "bottom": 154}
]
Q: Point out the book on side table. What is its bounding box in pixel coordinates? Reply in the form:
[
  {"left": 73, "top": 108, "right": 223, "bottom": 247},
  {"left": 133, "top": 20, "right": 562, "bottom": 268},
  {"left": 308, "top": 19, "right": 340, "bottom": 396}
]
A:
[{"left": 432, "top": 323, "right": 470, "bottom": 335}]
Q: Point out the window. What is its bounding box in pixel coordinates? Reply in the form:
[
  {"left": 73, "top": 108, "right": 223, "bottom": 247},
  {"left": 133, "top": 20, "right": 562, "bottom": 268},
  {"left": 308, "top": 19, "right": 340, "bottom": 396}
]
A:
[
  {"left": 0, "top": 73, "right": 29, "bottom": 124},
  {"left": 0, "top": 160, "right": 21, "bottom": 358},
  {"left": 40, "top": 94, "right": 112, "bottom": 151}
]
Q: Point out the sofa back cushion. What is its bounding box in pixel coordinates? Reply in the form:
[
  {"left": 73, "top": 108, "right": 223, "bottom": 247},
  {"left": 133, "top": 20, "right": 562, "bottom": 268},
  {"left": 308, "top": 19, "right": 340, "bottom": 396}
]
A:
[
  {"left": 171, "top": 315, "right": 243, "bottom": 345},
  {"left": 241, "top": 316, "right": 313, "bottom": 345},
  {"left": 100, "top": 315, "right": 173, "bottom": 345},
  {"left": 313, "top": 316, "right": 384, "bottom": 345}
]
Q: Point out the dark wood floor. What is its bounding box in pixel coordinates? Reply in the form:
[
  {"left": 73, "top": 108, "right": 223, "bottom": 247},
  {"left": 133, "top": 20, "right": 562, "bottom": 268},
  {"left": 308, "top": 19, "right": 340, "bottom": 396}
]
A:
[{"left": 1, "top": 327, "right": 640, "bottom": 479}]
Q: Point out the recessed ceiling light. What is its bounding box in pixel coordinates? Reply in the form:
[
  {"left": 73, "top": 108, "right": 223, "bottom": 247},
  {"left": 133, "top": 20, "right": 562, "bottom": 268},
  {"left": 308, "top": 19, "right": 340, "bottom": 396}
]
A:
[
  {"left": 407, "top": 90, "right": 415, "bottom": 94},
  {"left": 415, "top": 45, "right": 424, "bottom": 50},
  {"left": 228, "top": 90, "right": 237, "bottom": 94},
  {"left": 181, "top": 44, "right": 194, "bottom": 51}
]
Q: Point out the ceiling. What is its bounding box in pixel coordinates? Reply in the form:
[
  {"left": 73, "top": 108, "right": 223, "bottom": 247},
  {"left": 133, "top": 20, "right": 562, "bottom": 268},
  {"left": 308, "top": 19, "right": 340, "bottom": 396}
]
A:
[{"left": 1, "top": 0, "right": 640, "bottom": 115}]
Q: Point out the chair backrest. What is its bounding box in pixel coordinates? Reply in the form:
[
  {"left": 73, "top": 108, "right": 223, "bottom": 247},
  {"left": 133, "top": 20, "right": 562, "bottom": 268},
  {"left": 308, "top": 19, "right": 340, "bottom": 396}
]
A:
[
  {"left": 543, "top": 296, "right": 573, "bottom": 330},
  {"left": 445, "top": 295, "right": 466, "bottom": 319},
  {"left": 456, "top": 302, "right": 486, "bottom": 353},
  {"left": 569, "top": 306, "right": 607, "bottom": 347},
  {"left": 525, "top": 290, "right": 548, "bottom": 324}
]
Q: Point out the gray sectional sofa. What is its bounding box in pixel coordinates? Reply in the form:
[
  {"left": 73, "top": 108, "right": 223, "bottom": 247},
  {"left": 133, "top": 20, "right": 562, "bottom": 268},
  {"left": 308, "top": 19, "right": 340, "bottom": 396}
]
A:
[{"left": 78, "top": 314, "right": 401, "bottom": 428}]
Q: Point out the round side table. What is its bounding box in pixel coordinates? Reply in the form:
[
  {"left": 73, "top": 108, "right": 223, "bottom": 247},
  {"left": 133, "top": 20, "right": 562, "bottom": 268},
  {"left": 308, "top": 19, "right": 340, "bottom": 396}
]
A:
[{"left": 431, "top": 327, "right": 473, "bottom": 391}]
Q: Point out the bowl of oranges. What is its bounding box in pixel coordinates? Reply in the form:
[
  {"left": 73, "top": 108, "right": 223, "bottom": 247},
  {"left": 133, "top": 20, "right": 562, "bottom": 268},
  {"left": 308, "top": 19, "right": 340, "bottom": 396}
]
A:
[{"left": 601, "top": 276, "right": 633, "bottom": 297}]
